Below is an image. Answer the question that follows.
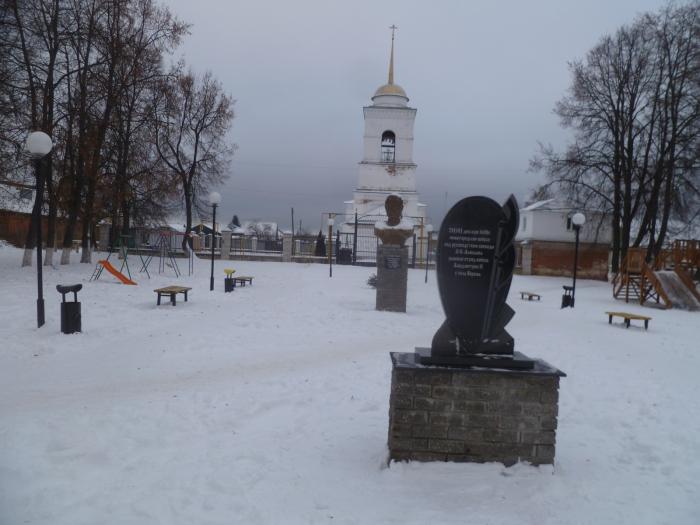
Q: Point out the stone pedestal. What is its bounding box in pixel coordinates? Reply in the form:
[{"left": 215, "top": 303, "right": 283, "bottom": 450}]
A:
[
  {"left": 282, "top": 233, "right": 293, "bottom": 262},
  {"left": 376, "top": 245, "right": 409, "bottom": 312},
  {"left": 388, "top": 352, "right": 565, "bottom": 465},
  {"left": 220, "top": 230, "right": 232, "bottom": 260}
]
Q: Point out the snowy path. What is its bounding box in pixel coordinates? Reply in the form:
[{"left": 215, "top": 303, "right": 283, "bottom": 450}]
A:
[{"left": 1, "top": 246, "right": 699, "bottom": 524}]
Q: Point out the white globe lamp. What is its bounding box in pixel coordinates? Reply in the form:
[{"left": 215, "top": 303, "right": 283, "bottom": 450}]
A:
[{"left": 25, "top": 131, "right": 53, "bottom": 158}]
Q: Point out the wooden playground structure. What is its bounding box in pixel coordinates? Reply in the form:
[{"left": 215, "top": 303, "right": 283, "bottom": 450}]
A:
[{"left": 612, "top": 240, "right": 700, "bottom": 310}]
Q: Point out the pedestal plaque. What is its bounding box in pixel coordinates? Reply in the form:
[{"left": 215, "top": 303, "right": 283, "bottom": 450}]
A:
[{"left": 376, "top": 245, "right": 409, "bottom": 312}]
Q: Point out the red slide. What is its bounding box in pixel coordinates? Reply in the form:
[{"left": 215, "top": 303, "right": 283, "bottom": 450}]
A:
[{"left": 99, "top": 260, "right": 137, "bottom": 285}]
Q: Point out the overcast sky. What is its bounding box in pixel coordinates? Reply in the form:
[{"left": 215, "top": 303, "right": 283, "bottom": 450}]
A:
[{"left": 165, "top": 0, "right": 670, "bottom": 231}]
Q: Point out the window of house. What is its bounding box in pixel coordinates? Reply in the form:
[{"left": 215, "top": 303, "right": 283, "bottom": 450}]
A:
[
  {"left": 19, "top": 188, "right": 32, "bottom": 200},
  {"left": 566, "top": 216, "right": 573, "bottom": 231},
  {"left": 381, "top": 130, "right": 395, "bottom": 163}
]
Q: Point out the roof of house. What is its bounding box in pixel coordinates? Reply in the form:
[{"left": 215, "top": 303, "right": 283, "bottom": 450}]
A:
[
  {"left": 521, "top": 198, "right": 566, "bottom": 212},
  {"left": 230, "top": 221, "right": 279, "bottom": 236}
]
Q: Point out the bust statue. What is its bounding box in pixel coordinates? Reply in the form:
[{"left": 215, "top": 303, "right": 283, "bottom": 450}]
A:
[
  {"left": 385, "top": 194, "right": 403, "bottom": 226},
  {"left": 375, "top": 194, "right": 414, "bottom": 246}
]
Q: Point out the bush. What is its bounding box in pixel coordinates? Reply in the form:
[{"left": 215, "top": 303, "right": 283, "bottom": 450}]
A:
[
  {"left": 367, "top": 273, "right": 377, "bottom": 288},
  {"left": 314, "top": 230, "right": 326, "bottom": 257}
]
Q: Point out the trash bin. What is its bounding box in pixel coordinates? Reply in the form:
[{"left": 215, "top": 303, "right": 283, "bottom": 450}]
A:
[
  {"left": 224, "top": 269, "right": 235, "bottom": 293},
  {"left": 561, "top": 285, "right": 574, "bottom": 309},
  {"left": 57, "top": 284, "right": 82, "bottom": 334}
]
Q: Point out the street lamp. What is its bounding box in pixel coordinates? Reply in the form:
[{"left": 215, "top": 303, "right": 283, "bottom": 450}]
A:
[
  {"left": 328, "top": 215, "right": 335, "bottom": 278},
  {"left": 561, "top": 212, "right": 586, "bottom": 308},
  {"left": 25, "top": 131, "right": 53, "bottom": 328},
  {"left": 425, "top": 224, "right": 433, "bottom": 283},
  {"left": 208, "top": 191, "right": 221, "bottom": 291}
]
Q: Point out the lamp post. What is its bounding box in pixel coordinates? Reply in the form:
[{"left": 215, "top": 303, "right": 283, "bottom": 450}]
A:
[
  {"left": 424, "top": 224, "right": 433, "bottom": 283},
  {"left": 328, "top": 215, "right": 334, "bottom": 278},
  {"left": 570, "top": 212, "right": 586, "bottom": 308},
  {"left": 25, "top": 131, "right": 53, "bottom": 328},
  {"left": 208, "top": 191, "right": 221, "bottom": 291}
]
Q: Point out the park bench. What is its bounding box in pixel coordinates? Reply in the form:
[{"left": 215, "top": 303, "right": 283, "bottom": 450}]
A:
[
  {"left": 519, "top": 291, "right": 541, "bottom": 301},
  {"left": 605, "top": 311, "right": 652, "bottom": 330},
  {"left": 154, "top": 285, "right": 192, "bottom": 306},
  {"left": 232, "top": 276, "right": 253, "bottom": 287}
]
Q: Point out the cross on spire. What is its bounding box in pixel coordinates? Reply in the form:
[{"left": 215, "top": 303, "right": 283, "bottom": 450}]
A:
[{"left": 388, "top": 25, "right": 397, "bottom": 84}]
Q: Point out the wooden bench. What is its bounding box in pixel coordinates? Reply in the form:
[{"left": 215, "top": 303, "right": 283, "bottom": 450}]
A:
[
  {"left": 232, "top": 276, "right": 253, "bottom": 287},
  {"left": 519, "top": 291, "right": 541, "bottom": 301},
  {"left": 605, "top": 311, "right": 652, "bottom": 330},
  {"left": 154, "top": 285, "right": 192, "bottom": 306}
]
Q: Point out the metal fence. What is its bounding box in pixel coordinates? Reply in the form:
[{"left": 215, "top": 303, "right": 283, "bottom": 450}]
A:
[
  {"left": 229, "top": 234, "right": 283, "bottom": 256},
  {"left": 322, "top": 212, "right": 435, "bottom": 267}
]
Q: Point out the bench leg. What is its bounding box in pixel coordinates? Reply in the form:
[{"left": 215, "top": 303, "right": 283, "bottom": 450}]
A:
[
  {"left": 625, "top": 319, "right": 630, "bottom": 328},
  {"left": 608, "top": 315, "right": 612, "bottom": 324},
  {"left": 644, "top": 320, "right": 649, "bottom": 330},
  {"left": 157, "top": 293, "right": 161, "bottom": 306},
  {"left": 184, "top": 291, "right": 188, "bottom": 302},
  {"left": 170, "top": 293, "right": 176, "bottom": 306}
]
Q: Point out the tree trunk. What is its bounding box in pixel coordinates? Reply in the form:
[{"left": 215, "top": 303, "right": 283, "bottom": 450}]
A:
[
  {"left": 22, "top": 219, "right": 35, "bottom": 267},
  {"left": 80, "top": 177, "right": 94, "bottom": 264},
  {"left": 182, "top": 181, "right": 193, "bottom": 253},
  {"left": 44, "top": 156, "right": 56, "bottom": 266}
]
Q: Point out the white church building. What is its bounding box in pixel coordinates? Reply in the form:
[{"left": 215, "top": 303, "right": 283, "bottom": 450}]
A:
[{"left": 342, "top": 29, "right": 428, "bottom": 228}]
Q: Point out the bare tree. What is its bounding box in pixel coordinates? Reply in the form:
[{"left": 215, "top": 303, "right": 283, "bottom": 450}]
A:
[
  {"left": 531, "top": 1, "right": 699, "bottom": 273},
  {"left": 1, "top": 0, "right": 231, "bottom": 267},
  {"left": 2, "top": 0, "right": 67, "bottom": 266},
  {"left": 153, "top": 68, "right": 234, "bottom": 252}
]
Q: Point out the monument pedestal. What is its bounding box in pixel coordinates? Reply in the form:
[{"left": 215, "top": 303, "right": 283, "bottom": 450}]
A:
[
  {"left": 376, "top": 245, "right": 409, "bottom": 312},
  {"left": 388, "top": 352, "right": 566, "bottom": 466}
]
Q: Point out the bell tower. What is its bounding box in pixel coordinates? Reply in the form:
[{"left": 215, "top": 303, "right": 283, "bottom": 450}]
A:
[{"left": 345, "top": 26, "right": 426, "bottom": 221}]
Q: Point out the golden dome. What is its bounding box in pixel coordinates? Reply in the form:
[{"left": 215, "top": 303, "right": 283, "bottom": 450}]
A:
[{"left": 373, "top": 83, "right": 407, "bottom": 98}]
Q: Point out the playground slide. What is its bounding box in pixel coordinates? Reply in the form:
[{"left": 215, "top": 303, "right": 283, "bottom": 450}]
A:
[
  {"left": 653, "top": 270, "right": 700, "bottom": 311},
  {"left": 99, "top": 260, "right": 137, "bottom": 285}
]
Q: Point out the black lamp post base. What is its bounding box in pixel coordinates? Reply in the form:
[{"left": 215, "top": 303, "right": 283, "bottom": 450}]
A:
[
  {"left": 210, "top": 277, "right": 214, "bottom": 291},
  {"left": 37, "top": 298, "right": 45, "bottom": 327}
]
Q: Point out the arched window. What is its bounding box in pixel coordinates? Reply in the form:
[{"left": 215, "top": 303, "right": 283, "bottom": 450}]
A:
[{"left": 381, "top": 130, "right": 395, "bottom": 163}]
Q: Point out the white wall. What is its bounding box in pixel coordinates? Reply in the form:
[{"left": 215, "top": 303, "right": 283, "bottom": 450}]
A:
[
  {"left": 356, "top": 163, "right": 416, "bottom": 192},
  {"left": 516, "top": 210, "right": 612, "bottom": 244},
  {"left": 361, "top": 106, "right": 417, "bottom": 165}
]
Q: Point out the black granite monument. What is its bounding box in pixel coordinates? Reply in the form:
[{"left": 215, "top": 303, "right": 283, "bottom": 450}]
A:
[{"left": 417, "top": 195, "right": 533, "bottom": 369}]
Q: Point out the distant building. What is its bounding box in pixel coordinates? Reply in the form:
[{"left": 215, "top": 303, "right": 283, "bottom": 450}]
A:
[
  {"left": 0, "top": 186, "right": 81, "bottom": 248},
  {"left": 338, "top": 28, "right": 430, "bottom": 264},
  {"left": 0, "top": 187, "right": 34, "bottom": 246},
  {"left": 343, "top": 28, "right": 427, "bottom": 224},
  {"left": 515, "top": 199, "right": 612, "bottom": 280}
]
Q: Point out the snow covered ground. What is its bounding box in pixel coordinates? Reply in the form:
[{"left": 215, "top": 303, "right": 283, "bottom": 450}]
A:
[{"left": 0, "top": 245, "right": 698, "bottom": 524}]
